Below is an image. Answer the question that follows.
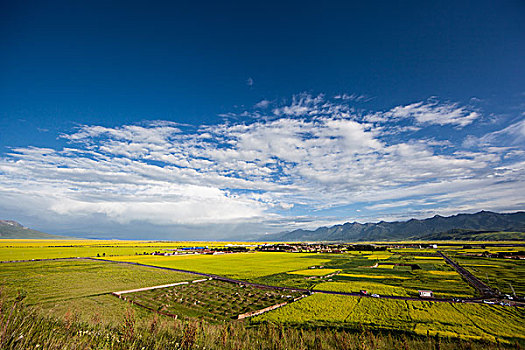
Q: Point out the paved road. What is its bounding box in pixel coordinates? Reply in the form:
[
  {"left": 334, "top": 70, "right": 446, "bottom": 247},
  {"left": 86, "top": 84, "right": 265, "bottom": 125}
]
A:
[{"left": 438, "top": 251, "right": 498, "bottom": 298}]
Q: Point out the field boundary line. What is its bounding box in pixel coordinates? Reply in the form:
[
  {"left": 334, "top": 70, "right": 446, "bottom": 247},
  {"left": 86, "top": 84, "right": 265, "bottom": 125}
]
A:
[
  {"left": 237, "top": 302, "right": 289, "bottom": 319},
  {"left": 113, "top": 278, "right": 212, "bottom": 296}
]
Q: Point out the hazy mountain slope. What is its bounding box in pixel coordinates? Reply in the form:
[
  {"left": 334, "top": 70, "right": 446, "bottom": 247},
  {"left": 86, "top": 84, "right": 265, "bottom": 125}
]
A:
[
  {"left": 265, "top": 211, "right": 525, "bottom": 242},
  {"left": 0, "top": 220, "right": 69, "bottom": 239}
]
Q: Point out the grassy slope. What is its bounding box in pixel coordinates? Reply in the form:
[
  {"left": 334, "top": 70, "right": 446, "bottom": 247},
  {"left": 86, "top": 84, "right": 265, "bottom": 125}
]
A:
[
  {"left": 0, "top": 259, "right": 194, "bottom": 324},
  {"left": 2, "top": 299, "right": 513, "bottom": 350}
]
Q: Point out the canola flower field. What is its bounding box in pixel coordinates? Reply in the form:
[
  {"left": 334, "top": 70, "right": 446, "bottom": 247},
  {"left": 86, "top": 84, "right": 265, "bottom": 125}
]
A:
[
  {"left": 106, "top": 252, "right": 332, "bottom": 279},
  {"left": 253, "top": 293, "right": 525, "bottom": 344}
]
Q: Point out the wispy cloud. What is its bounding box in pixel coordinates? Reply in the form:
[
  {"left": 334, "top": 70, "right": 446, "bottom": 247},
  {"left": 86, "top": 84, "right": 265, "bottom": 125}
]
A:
[
  {"left": 254, "top": 99, "right": 271, "bottom": 109},
  {"left": 333, "top": 93, "right": 371, "bottom": 102},
  {"left": 387, "top": 100, "right": 480, "bottom": 127}
]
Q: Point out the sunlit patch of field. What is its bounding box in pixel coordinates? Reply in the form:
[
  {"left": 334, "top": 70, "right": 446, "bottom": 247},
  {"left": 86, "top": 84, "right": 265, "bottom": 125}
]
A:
[
  {"left": 105, "top": 252, "right": 333, "bottom": 280},
  {"left": 377, "top": 264, "right": 395, "bottom": 269},
  {"left": 366, "top": 253, "right": 393, "bottom": 260},
  {"left": 339, "top": 273, "right": 408, "bottom": 279},
  {"left": 425, "top": 270, "right": 459, "bottom": 276},
  {"left": 287, "top": 269, "right": 340, "bottom": 276},
  {"left": 389, "top": 248, "right": 439, "bottom": 253},
  {"left": 254, "top": 294, "right": 525, "bottom": 344},
  {"left": 413, "top": 256, "right": 443, "bottom": 260}
]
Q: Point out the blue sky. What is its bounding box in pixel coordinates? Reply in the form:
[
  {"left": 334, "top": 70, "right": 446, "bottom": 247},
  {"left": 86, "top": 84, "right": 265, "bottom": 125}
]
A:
[{"left": 0, "top": 0, "right": 524, "bottom": 239}]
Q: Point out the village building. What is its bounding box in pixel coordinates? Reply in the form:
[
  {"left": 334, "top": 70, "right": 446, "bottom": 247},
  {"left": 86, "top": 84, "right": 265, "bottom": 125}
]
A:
[{"left": 418, "top": 290, "right": 433, "bottom": 298}]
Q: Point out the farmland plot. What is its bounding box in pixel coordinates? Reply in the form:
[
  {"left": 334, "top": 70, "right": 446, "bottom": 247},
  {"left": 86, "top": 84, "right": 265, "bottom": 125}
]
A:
[
  {"left": 122, "top": 279, "right": 305, "bottom": 322},
  {"left": 0, "top": 259, "right": 194, "bottom": 324},
  {"left": 106, "top": 252, "right": 332, "bottom": 279},
  {"left": 254, "top": 294, "right": 525, "bottom": 344}
]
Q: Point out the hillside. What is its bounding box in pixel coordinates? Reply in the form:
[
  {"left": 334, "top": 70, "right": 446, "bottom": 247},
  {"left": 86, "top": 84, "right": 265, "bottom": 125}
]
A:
[
  {"left": 265, "top": 211, "right": 525, "bottom": 242},
  {"left": 418, "top": 229, "right": 525, "bottom": 241},
  {"left": 0, "top": 220, "right": 68, "bottom": 239}
]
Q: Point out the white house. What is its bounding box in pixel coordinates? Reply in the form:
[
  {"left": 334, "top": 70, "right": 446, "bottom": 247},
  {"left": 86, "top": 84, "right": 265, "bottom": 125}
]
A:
[{"left": 418, "top": 290, "right": 433, "bottom": 298}]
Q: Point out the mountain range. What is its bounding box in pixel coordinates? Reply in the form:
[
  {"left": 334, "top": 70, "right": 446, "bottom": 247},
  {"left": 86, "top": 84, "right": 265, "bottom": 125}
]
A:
[
  {"left": 0, "top": 220, "right": 68, "bottom": 239},
  {"left": 2, "top": 211, "right": 525, "bottom": 241},
  {"left": 264, "top": 211, "right": 525, "bottom": 242}
]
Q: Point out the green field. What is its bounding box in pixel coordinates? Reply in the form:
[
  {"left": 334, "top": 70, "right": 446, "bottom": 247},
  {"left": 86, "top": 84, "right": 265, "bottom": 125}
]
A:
[
  {"left": 123, "top": 279, "right": 305, "bottom": 322},
  {"left": 295, "top": 252, "right": 474, "bottom": 298},
  {"left": 316, "top": 281, "right": 411, "bottom": 295},
  {"left": 0, "top": 259, "right": 194, "bottom": 324},
  {"left": 0, "top": 240, "right": 523, "bottom": 348},
  {"left": 254, "top": 293, "right": 525, "bottom": 344},
  {"left": 106, "top": 251, "right": 476, "bottom": 298},
  {"left": 452, "top": 255, "right": 525, "bottom": 297},
  {"left": 0, "top": 239, "right": 257, "bottom": 261},
  {"left": 106, "top": 252, "right": 332, "bottom": 280}
]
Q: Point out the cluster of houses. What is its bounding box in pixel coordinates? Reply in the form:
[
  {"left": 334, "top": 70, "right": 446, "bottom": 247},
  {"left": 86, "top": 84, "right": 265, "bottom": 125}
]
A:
[
  {"left": 144, "top": 242, "right": 452, "bottom": 256},
  {"left": 149, "top": 244, "right": 254, "bottom": 256},
  {"left": 255, "top": 243, "right": 388, "bottom": 253}
]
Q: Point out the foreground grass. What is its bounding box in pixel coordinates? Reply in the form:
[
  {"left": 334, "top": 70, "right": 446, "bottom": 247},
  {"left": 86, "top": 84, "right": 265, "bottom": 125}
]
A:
[{"left": 0, "top": 296, "right": 519, "bottom": 350}]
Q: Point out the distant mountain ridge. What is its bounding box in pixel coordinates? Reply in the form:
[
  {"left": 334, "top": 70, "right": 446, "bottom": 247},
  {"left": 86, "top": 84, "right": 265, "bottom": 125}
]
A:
[
  {"left": 264, "top": 211, "right": 525, "bottom": 242},
  {"left": 0, "top": 220, "right": 68, "bottom": 239}
]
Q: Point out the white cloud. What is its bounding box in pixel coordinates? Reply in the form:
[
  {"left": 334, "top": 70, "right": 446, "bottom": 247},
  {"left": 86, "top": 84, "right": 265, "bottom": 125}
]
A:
[
  {"left": 333, "top": 93, "right": 370, "bottom": 102},
  {"left": 0, "top": 94, "right": 523, "bottom": 238},
  {"left": 484, "top": 119, "right": 525, "bottom": 145},
  {"left": 254, "top": 99, "right": 271, "bottom": 109},
  {"left": 387, "top": 100, "right": 480, "bottom": 127}
]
